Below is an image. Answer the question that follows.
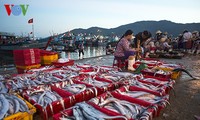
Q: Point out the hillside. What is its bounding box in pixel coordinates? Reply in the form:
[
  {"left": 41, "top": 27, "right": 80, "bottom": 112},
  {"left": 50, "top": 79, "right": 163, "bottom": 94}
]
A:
[{"left": 71, "top": 20, "right": 200, "bottom": 37}]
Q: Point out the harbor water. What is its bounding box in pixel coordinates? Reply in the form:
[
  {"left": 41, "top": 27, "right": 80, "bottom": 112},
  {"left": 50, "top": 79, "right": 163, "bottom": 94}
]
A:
[
  {"left": 62, "top": 46, "right": 106, "bottom": 60},
  {"left": 0, "top": 46, "right": 107, "bottom": 73}
]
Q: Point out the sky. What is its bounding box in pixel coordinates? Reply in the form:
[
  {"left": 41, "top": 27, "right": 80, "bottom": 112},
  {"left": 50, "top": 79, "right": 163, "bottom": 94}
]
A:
[{"left": 0, "top": 0, "right": 200, "bottom": 38}]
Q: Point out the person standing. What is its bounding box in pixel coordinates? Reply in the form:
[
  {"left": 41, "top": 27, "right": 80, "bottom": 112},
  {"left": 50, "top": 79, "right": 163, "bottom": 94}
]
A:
[
  {"left": 183, "top": 30, "right": 192, "bottom": 53},
  {"left": 134, "top": 30, "right": 152, "bottom": 59},
  {"left": 191, "top": 31, "right": 200, "bottom": 55},
  {"left": 78, "top": 41, "right": 84, "bottom": 58},
  {"left": 114, "top": 30, "right": 139, "bottom": 71}
]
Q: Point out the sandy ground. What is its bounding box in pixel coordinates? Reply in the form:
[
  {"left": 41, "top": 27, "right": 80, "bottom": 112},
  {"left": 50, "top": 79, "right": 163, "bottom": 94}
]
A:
[{"left": 1, "top": 55, "right": 200, "bottom": 120}]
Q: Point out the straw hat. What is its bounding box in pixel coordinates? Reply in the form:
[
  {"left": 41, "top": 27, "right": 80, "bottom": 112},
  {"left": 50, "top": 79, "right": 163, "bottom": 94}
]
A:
[
  {"left": 156, "top": 30, "right": 162, "bottom": 34},
  {"left": 192, "top": 31, "right": 198, "bottom": 34}
]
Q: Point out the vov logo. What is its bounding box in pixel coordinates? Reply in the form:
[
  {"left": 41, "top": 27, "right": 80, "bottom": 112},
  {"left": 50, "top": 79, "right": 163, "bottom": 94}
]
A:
[{"left": 4, "top": 4, "right": 29, "bottom": 16}]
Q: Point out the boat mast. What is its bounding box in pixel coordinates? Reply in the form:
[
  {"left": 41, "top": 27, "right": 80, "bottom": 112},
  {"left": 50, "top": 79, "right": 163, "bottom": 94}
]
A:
[{"left": 32, "top": 24, "right": 34, "bottom": 40}]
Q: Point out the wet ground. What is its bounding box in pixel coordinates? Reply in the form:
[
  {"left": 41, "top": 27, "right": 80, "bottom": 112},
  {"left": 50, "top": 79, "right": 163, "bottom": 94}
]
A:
[{"left": 1, "top": 54, "right": 200, "bottom": 120}]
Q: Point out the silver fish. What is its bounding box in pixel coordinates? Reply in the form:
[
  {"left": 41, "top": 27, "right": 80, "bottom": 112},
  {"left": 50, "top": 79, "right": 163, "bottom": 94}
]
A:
[
  {"left": 0, "top": 94, "right": 9, "bottom": 119},
  {"left": 0, "top": 82, "right": 8, "bottom": 93},
  {"left": 73, "top": 107, "right": 84, "bottom": 120},
  {"left": 76, "top": 102, "right": 128, "bottom": 120},
  {"left": 12, "top": 95, "right": 29, "bottom": 112}
]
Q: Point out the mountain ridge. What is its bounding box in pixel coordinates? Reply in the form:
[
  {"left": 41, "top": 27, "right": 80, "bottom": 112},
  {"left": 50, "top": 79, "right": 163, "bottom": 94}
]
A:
[{"left": 71, "top": 20, "right": 200, "bottom": 37}]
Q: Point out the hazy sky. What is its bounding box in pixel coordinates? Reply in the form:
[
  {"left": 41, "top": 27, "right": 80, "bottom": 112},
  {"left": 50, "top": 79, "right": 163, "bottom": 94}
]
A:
[{"left": 0, "top": 0, "right": 200, "bottom": 37}]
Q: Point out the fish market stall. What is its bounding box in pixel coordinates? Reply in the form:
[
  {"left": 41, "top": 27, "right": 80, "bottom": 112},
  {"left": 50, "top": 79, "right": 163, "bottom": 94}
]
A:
[{"left": 0, "top": 54, "right": 187, "bottom": 120}]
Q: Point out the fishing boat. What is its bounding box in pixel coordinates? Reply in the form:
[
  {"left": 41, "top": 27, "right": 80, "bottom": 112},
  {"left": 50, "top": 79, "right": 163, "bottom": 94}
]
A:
[
  {"left": 0, "top": 32, "right": 47, "bottom": 65},
  {"left": 46, "top": 35, "right": 77, "bottom": 52},
  {"left": 0, "top": 32, "right": 47, "bottom": 52}
]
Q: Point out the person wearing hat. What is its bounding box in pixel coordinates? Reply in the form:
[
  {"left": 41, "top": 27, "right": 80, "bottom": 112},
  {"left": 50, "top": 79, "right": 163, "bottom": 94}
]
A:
[
  {"left": 178, "top": 34, "right": 183, "bottom": 50},
  {"left": 163, "top": 32, "right": 168, "bottom": 39},
  {"left": 155, "top": 30, "right": 163, "bottom": 41},
  {"left": 183, "top": 30, "right": 192, "bottom": 53},
  {"left": 114, "top": 29, "right": 139, "bottom": 71},
  {"left": 191, "top": 31, "right": 200, "bottom": 54},
  {"left": 134, "top": 30, "right": 152, "bottom": 59}
]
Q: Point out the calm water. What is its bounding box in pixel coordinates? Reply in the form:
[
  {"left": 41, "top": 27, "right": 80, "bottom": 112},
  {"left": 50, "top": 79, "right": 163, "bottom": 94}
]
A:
[{"left": 61, "top": 46, "right": 106, "bottom": 60}]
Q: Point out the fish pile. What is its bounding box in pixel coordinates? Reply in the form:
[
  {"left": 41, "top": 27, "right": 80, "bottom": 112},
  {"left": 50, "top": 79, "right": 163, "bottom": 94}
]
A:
[
  {"left": 60, "top": 102, "right": 128, "bottom": 120},
  {"left": 124, "top": 80, "right": 170, "bottom": 96},
  {"left": 139, "top": 77, "right": 175, "bottom": 89},
  {"left": 99, "top": 71, "right": 141, "bottom": 82},
  {"left": 139, "top": 59, "right": 162, "bottom": 65},
  {"left": 6, "top": 69, "right": 78, "bottom": 91},
  {"left": 0, "top": 75, "right": 4, "bottom": 81},
  {"left": 64, "top": 66, "right": 82, "bottom": 72},
  {"left": 90, "top": 96, "right": 154, "bottom": 120},
  {"left": 0, "top": 93, "right": 29, "bottom": 119},
  {"left": 24, "top": 87, "right": 62, "bottom": 107},
  {"left": 115, "top": 87, "right": 169, "bottom": 105},
  {"left": 140, "top": 77, "right": 171, "bottom": 85},
  {"left": 0, "top": 82, "right": 8, "bottom": 93},
  {"left": 61, "top": 84, "right": 87, "bottom": 94},
  {"left": 82, "top": 77, "right": 110, "bottom": 88},
  {"left": 0, "top": 61, "right": 180, "bottom": 120}
]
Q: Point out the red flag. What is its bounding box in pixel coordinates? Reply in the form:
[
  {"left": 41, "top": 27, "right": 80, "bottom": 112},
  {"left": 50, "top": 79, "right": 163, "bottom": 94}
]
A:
[{"left": 28, "top": 18, "right": 33, "bottom": 24}]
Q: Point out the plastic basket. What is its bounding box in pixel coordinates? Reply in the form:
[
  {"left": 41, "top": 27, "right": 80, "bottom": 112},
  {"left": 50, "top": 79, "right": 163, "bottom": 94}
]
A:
[
  {"left": 40, "top": 54, "right": 58, "bottom": 61},
  {"left": 22, "top": 86, "right": 73, "bottom": 120},
  {"left": 41, "top": 56, "right": 58, "bottom": 65},
  {"left": 52, "top": 60, "right": 74, "bottom": 67},
  {"left": 16, "top": 64, "right": 41, "bottom": 74},
  {"left": 141, "top": 69, "right": 171, "bottom": 79},
  {"left": 13, "top": 49, "right": 41, "bottom": 66},
  {"left": 3, "top": 94, "right": 36, "bottom": 120},
  {"left": 53, "top": 102, "right": 125, "bottom": 120},
  {"left": 88, "top": 92, "right": 156, "bottom": 119},
  {"left": 16, "top": 64, "right": 41, "bottom": 70},
  {"left": 114, "top": 86, "right": 169, "bottom": 116},
  {"left": 52, "top": 81, "right": 96, "bottom": 103}
]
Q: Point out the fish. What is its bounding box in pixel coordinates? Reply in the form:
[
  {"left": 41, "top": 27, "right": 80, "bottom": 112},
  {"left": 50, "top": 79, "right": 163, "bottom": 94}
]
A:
[
  {"left": 141, "top": 78, "right": 169, "bottom": 84},
  {"left": 12, "top": 95, "right": 29, "bottom": 112},
  {"left": 116, "top": 89, "right": 168, "bottom": 104},
  {"left": 73, "top": 107, "right": 84, "bottom": 120},
  {"left": 103, "top": 75, "right": 119, "bottom": 81},
  {"left": 83, "top": 77, "right": 109, "bottom": 88},
  {"left": 62, "top": 84, "right": 86, "bottom": 94},
  {"left": 98, "top": 96, "right": 143, "bottom": 119},
  {"left": 104, "top": 103, "right": 119, "bottom": 113},
  {"left": 112, "top": 100, "right": 131, "bottom": 119},
  {"left": 0, "top": 75, "right": 4, "bottom": 81},
  {"left": 0, "top": 82, "right": 8, "bottom": 93},
  {"left": 0, "top": 94, "right": 10, "bottom": 119},
  {"left": 27, "top": 88, "right": 62, "bottom": 107},
  {"left": 4, "top": 95, "right": 16, "bottom": 115},
  {"left": 13, "top": 99, "right": 20, "bottom": 113},
  {"left": 75, "top": 102, "right": 128, "bottom": 120}
]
